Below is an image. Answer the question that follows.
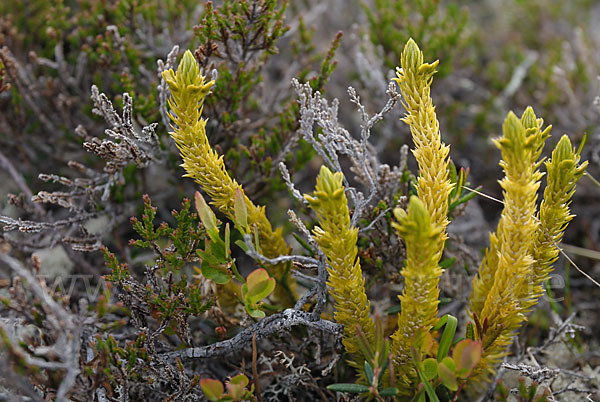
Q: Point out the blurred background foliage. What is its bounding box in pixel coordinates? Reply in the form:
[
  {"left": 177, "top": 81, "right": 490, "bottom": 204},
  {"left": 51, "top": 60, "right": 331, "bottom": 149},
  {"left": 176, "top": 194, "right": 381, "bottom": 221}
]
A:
[{"left": 3, "top": 0, "right": 600, "bottom": 207}]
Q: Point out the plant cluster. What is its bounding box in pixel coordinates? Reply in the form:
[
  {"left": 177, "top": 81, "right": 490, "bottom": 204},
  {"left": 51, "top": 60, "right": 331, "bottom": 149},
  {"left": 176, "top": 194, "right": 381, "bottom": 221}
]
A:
[{"left": 1, "top": 1, "right": 600, "bottom": 401}]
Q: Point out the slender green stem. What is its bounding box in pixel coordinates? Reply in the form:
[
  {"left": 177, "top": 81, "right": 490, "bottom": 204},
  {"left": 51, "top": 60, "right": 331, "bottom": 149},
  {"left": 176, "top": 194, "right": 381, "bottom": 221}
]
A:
[{"left": 584, "top": 171, "right": 600, "bottom": 189}]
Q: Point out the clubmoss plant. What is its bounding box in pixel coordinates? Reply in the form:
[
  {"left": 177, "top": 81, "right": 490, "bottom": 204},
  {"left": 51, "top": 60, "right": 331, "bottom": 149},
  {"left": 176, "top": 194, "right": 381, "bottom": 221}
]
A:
[
  {"left": 142, "top": 38, "right": 588, "bottom": 400},
  {"left": 162, "top": 50, "right": 297, "bottom": 306},
  {"left": 391, "top": 195, "right": 444, "bottom": 389},
  {"left": 469, "top": 107, "right": 550, "bottom": 319},
  {"left": 304, "top": 166, "right": 375, "bottom": 370},
  {"left": 467, "top": 108, "right": 547, "bottom": 386},
  {"left": 465, "top": 112, "right": 587, "bottom": 389},
  {"left": 307, "top": 39, "right": 586, "bottom": 398},
  {"left": 192, "top": 0, "right": 342, "bottom": 198},
  {"left": 389, "top": 38, "right": 453, "bottom": 390},
  {"left": 393, "top": 39, "right": 453, "bottom": 232},
  {"left": 524, "top": 135, "right": 587, "bottom": 312}
]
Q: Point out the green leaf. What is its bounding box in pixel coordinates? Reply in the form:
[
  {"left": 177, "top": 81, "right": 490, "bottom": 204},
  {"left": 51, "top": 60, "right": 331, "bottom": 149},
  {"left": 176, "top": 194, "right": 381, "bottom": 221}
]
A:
[
  {"left": 246, "top": 306, "right": 266, "bottom": 318},
  {"left": 292, "top": 233, "right": 315, "bottom": 255},
  {"left": 577, "top": 133, "right": 587, "bottom": 157},
  {"left": 364, "top": 361, "right": 375, "bottom": 385},
  {"left": 234, "top": 239, "right": 249, "bottom": 252},
  {"left": 233, "top": 188, "right": 248, "bottom": 232},
  {"left": 386, "top": 304, "right": 402, "bottom": 315},
  {"left": 453, "top": 339, "right": 482, "bottom": 377},
  {"left": 413, "top": 328, "right": 435, "bottom": 356},
  {"left": 414, "top": 362, "right": 440, "bottom": 402},
  {"left": 355, "top": 324, "right": 375, "bottom": 362},
  {"left": 230, "top": 374, "right": 248, "bottom": 386},
  {"left": 379, "top": 387, "right": 399, "bottom": 397},
  {"left": 448, "top": 160, "right": 458, "bottom": 196},
  {"left": 441, "top": 356, "right": 456, "bottom": 372},
  {"left": 439, "top": 257, "right": 456, "bottom": 270},
  {"left": 200, "top": 378, "right": 224, "bottom": 401},
  {"left": 423, "top": 358, "right": 438, "bottom": 381},
  {"left": 226, "top": 382, "right": 245, "bottom": 400},
  {"left": 197, "top": 249, "right": 220, "bottom": 266},
  {"left": 253, "top": 225, "right": 261, "bottom": 253},
  {"left": 412, "top": 348, "right": 440, "bottom": 402},
  {"left": 380, "top": 355, "right": 390, "bottom": 384},
  {"left": 457, "top": 167, "right": 466, "bottom": 193},
  {"left": 438, "top": 359, "right": 458, "bottom": 391},
  {"left": 432, "top": 315, "right": 449, "bottom": 331},
  {"left": 224, "top": 223, "right": 230, "bottom": 260},
  {"left": 242, "top": 270, "right": 275, "bottom": 318},
  {"left": 440, "top": 297, "right": 452, "bottom": 305},
  {"left": 195, "top": 192, "right": 219, "bottom": 242},
  {"left": 326, "top": 383, "right": 370, "bottom": 393},
  {"left": 452, "top": 188, "right": 479, "bottom": 206},
  {"left": 437, "top": 314, "right": 458, "bottom": 361},
  {"left": 245, "top": 269, "right": 276, "bottom": 303},
  {"left": 226, "top": 374, "right": 249, "bottom": 400},
  {"left": 200, "top": 262, "right": 232, "bottom": 284},
  {"left": 209, "top": 237, "right": 227, "bottom": 261},
  {"left": 246, "top": 268, "right": 270, "bottom": 289}
]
